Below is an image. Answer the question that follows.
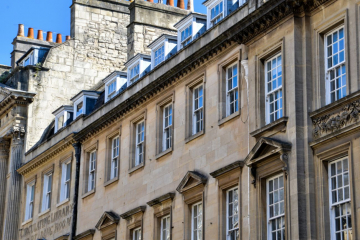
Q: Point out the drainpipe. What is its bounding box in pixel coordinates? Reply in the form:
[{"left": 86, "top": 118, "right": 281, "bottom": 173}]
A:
[{"left": 70, "top": 142, "right": 81, "bottom": 240}]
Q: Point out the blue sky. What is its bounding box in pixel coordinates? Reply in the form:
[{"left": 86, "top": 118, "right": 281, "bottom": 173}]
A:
[{"left": 0, "top": 0, "right": 206, "bottom": 66}]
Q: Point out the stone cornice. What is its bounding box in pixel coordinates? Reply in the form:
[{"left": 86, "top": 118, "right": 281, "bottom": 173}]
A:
[
  {"left": 0, "top": 93, "right": 35, "bottom": 117},
  {"left": 17, "top": 134, "right": 76, "bottom": 176},
  {"left": 209, "top": 161, "right": 244, "bottom": 178},
  {"left": 146, "top": 192, "right": 176, "bottom": 207},
  {"left": 120, "top": 206, "right": 146, "bottom": 219}
]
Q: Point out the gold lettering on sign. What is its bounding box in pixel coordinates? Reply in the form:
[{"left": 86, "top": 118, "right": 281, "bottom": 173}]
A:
[{"left": 20, "top": 205, "right": 72, "bottom": 240}]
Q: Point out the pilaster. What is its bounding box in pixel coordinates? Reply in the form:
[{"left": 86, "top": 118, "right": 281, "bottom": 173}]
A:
[
  {"left": 3, "top": 127, "right": 25, "bottom": 240},
  {"left": 0, "top": 138, "right": 10, "bottom": 238}
]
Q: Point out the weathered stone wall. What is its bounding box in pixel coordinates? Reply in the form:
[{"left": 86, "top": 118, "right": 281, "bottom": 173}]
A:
[
  {"left": 127, "top": 0, "right": 189, "bottom": 58},
  {"left": 72, "top": 0, "right": 130, "bottom": 72}
]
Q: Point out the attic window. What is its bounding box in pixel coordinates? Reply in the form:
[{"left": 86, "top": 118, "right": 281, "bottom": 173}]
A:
[
  {"left": 76, "top": 101, "right": 83, "bottom": 117},
  {"left": 210, "top": 1, "right": 224, "bottom": 26},
  {"left": 181, "top": 25, "right": 192, "bottom": 47},
  {"left": 130, "top": 64, "right": 140, "bottom": 82}
]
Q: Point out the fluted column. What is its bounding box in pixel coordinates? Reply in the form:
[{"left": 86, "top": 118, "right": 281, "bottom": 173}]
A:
[
  {"left": 4, "top": 128, "right": 25, "bottom": 240},
  {"left": 0, "top": 138, "right": 10, "bottom": 238}
]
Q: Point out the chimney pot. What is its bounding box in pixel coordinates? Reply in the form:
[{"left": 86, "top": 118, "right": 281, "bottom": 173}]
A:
[
  {"left": 17, "top": 24, "right": 25, "bottom": 37},
  {"left": 66, "top": 35, "right": 71, "bottom": 41},
  {"left": 167, "top": 0, "right": 174, "bottom": 6},
  {"left": 37, "top": 30, "right": 43, "bottom": 40},
  {"left": 56, "top": 34, "right": 62, "bottom": 43},
  {"left": 187, "top": 0, "right": 194, "bottom": 11},
  {"left": 147, "top": 0, "right": 154, "bottom": 2},
  {"left": 177, "top": 0, "right": 184, "bottom": 9},
  {"left": 27, "top": 28, "right": 34, "bottom": 39},
  {"left": 46, "top": 31, "right": 53, "bottom": 42}
]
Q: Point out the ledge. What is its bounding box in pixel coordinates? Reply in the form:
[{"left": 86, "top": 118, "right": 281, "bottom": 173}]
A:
[
  {"left": 146, "top": 192, "right": 176, "bottom": 207},
  {"left": 56, "top": 198, "right": 70, "bottom": 208},
  {"left": 185, "top": 130, "right": 205, "bottom": 144},
  {"left": 250, "top": 117, "right": 288, "bottom": 139},
  {"left": 38, "top": 208, "right": 51, "bottom": 217},
  {"left": 74, "top": 229, "right": 96, "bottom": 240},
  {"left": 104, "top": 176, "right": 119, "bottom": 187},
  {"left": 120, "top": 206, "right": 146, "bottom": 219},
  {"left": 128, "top": 162, "right": 145, "bottom": 174},
  {"left": 82, "top": 189, "right": 95, "bottom": 199},
  {"left": 155, "top": 147, "right": 172, "bottom": 160},
  {"left": 21, "top": 218, "right": 33, "bottom": 226},
  {"left": 209, "top": 161, "right": 244, "bottom": 178},
  {"left": 218, "top": 110, "right": 240, "bottom": 126}
]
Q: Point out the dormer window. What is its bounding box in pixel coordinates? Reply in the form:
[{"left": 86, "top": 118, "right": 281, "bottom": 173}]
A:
[
  {"left": 71, "top": 91, "right": 100, "bottom": 119},
  {"left": 181, "top": 25, "right": 192, "bottom": 48},
  {"left": 154, "top": 45, "right": 165, "bottom": 67},
  {"left": 149, "top": 34, "right": 178, "bottom": 69},
  {"left": 174, "top": 13, "right": 207, "bottom": 51},
  {"left": 18, "top": 47, "right": 49, "bottom": 67},
  {"left": 130, "top": 64, "right": 140, "bottom": 82},
  {"left": 210, "top": 1, "right": 223, "bottom": 25},
  {"left": 125, "top": 54, "right": 151, "bottom": 86},
  {"left": 103, "top": 71, "right": 127, "bottom": 103},
  {"left": 52, "top": 106, "right": 74, "bottom": 133}
]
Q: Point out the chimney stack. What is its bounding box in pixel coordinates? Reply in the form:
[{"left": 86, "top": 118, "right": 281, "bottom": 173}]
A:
[
  {"left": 66, "top": 35, "right": 71, "bottom": 41},
  {"left": 166, "top": 0, "right": 174, "bottom": 6},
  {"left": 177, "top": 0, "right": 185, "bottom": 9},
  {"left": 187, "top": 0, "right": 194, "bottom": 11},
  {"left": 17, "top": 24, "right": 25, "bottom": 37},
  {"left": 37, "top": 30, "right": 43, "bottom": 40},
  {"left": 27, "top": 28, "right": 34, "bottom": 39},
  {"left": 46, "top": 31, "right": 53, "bottom": 42},
  {"left": 56, "top": 34, "right": 62, "bottom": 43}
]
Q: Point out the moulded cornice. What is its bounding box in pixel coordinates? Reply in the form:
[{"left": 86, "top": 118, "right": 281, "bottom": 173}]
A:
[
  {"left": 17, "top": 134, "right": 76, "bottom": 176},
  {"left": 146, "top": 192, "right": 176, "bottom": 207},
  {"left": 120, "top": 206, "right": 146, "bottom": 219},
  {"left": 209, "top": 161, "right": 244, "bottom": 178}
]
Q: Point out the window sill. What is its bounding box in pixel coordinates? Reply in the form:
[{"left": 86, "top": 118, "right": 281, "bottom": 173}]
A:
[
  {"left": 82, "top": 189, "right": 95, "bottom": 199},
  {"left": 129, "top": 162, "right": 145, "bottom": 174},
  {"left": 155, "top": 147, "right": 173, "bottom": 160},
  {"left": 218, "top": 110, "right": 240, "bottom": 126},
  {"left": 104, "top": 176, "right": 119, "bottom": 187},
  {"left": 56, "top": 198, "right": 70, "bottom": 208},
  {"left": 250, "top": 117, "right": 288, "bottom": 139},
  {"left": 38, "top": 209, "right": 50, "bottom": 217},
  {"left": 185, "top": 130, "right": 205, "bottom": 144},
  {"left": 22, "top": 218, "right": 33, "bottom": 226}
]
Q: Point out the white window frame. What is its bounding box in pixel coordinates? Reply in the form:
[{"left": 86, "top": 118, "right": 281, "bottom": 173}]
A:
[
  {"left": 325, "top": 25, "right": 346, "bottom": 104},
  {"left": 226, "top": 187, "right": 239, "bottom": 240},
  {"left": 60, "top": 161, "right": 71, "bottom": 202},
  {"left": 75, "top": 100, "right": 84, "bottom": 117},
  {"left": 328, "top": 157, "right": 352, "bottom": 240},
  {"left": 88, "top": 151, "right": 96, "bottom": 192},
  {"left": 266, "top": 174, "right": 285, "bottom": 240},
  {"left": 191, "top": 202, "right": 203, "bottom": 240},
  {"left": 110, "top": 136, "right": 120, "bottom": 179},
  {"left": 192, "top": 85, "right": 204, "bottom": 135},
  {"left": 162, "top": 103, "right": 173, "bottom": 151},
  {"left": 135, "top": 121, "right": 145, "bottom": 166},
  {"left": 107, "top": 79, "right": 117, "bottom": 99},
  {"left": 226, "top": 63, "right": 239, "bottom": 116},
  {"left": 24, "top": 181, "right": 35, "bottom": 221},
  {"left": 181, "top": 24, "right": 193, "bottom": 48},
  {"left": 41, "top": 173, "right": 52, "bottom": 212},
  {"left": 133, "top": 227, "right": 142, "bottom": 240},
  {"left": 154, "top": 44, "right": 165, "bottom": 67},
  {"left": 130, "top": 64, "right": 140, "bottom": 82},
  {"left": 265, "top": 53, "right": 283, "bottom": 124},
  {"left": 160, "top": 215, "right": 171, "bottom": 240},
  {"left": 210, "top": 0, "right": 224, "bottom": 27}
]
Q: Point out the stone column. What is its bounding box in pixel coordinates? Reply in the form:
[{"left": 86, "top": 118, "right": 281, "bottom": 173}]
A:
[
  {"left": 0, "top": 138, "right": 10, "bottom": 238},
  {"left": 3, "top": 128, "right": 25, "bottom": 240}
]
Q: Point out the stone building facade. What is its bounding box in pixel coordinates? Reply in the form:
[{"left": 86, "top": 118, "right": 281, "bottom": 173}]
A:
[{"left": 2, "top": 0, "right": 360, "bottom": 240}]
